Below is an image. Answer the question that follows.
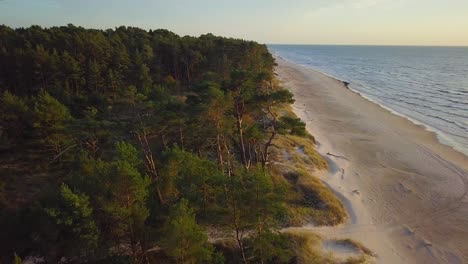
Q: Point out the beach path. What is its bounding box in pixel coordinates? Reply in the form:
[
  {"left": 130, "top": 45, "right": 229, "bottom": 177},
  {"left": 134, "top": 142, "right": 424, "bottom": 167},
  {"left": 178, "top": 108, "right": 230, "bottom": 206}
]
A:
[{"left": 276, "top": 57, "right": 468, "bottom": 264}]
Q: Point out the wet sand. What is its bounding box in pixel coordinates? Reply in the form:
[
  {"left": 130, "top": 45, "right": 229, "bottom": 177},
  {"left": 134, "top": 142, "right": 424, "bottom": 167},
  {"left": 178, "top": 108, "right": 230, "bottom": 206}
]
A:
[{"left": 276, "top": 57, "right": 468, "bottom": 264}]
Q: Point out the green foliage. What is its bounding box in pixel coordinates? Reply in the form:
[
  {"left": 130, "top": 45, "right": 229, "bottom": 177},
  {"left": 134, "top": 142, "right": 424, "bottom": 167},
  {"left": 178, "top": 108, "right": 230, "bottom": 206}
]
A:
[
  {"left": 45, "top": 184, "right": 99, "bottom": 256},
  {"left": 101, "top": 142, "right": 151, "bottom": 247},
  {"left": 162, "top": 199, "right": 215, "bottom": 264},
  {"left": 1, "top": 91, "right": 29, "bottom": 118},
  {"left": 215, "top": 166, "right": 288, "bottom": 263},
  {"left": 32, "top": 90, "right": 74, "bottom": 161},
  {"left": 115, "top": 141, "right": 142, "bottom": 167},
  {"left": 137, "top": 63, "right": 153, "bottom": 94},
  {"left": 251, "top": 231, "right": 292, "bottom": 263},
  {"left": 0, "top": 91, "right": 30, "bottom": 144},
  {"left": 0, "top": 25, "right": 338, "bottom": 263},
  {"left": 68, "top": 151, "right": 113, "bottom": 198},
  {"left": 279, "top": 116, "right": 307, "bottom": 136},
  {"left": 105, "top": 160, "right": 149, "bottom": 230},
  {"left": 86, "top": 59, "right": 102, "bottom": 92},
  {"left": 239, "top": 166, "right": 287, "bottom": 228},
  {"left": 33, "top": 90, "right": 71, "bottom": 129},
  {"left": 160, "top": 148, "right": 225, "bottom": 216},
  {"left": 259, "top": 89, "right": 295, "bottom": 105}
]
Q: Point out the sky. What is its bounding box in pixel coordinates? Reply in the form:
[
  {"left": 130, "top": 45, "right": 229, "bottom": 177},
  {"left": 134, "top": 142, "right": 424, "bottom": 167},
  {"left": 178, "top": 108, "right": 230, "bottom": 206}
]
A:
[{"left": 0, "top": 0, "right": 467, "bottom": 46}]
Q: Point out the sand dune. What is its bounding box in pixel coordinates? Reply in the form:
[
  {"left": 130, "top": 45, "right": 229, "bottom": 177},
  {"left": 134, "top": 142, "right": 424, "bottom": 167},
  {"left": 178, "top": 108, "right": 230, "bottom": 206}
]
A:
[{"left": 276, "top": 57, "right": 468, "bottom": 264}]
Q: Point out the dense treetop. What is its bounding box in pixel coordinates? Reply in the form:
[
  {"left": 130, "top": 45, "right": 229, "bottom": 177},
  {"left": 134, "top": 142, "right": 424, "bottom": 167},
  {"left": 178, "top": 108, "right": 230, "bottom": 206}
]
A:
[
  {"left": 0, "top": 24, "right": 274, "bottom": 96},
  {"left": 0, "top": 24, "right": 314, "bottom": 263}
]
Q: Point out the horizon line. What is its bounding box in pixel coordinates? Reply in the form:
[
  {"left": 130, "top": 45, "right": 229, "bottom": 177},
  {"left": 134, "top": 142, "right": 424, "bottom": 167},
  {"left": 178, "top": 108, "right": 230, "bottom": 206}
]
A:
[
  {"left": 267, "top": 43, "right": 468, "bottom": 48},
  {"left": 2, "top": 24, "right": 467, "bottom": 48}
]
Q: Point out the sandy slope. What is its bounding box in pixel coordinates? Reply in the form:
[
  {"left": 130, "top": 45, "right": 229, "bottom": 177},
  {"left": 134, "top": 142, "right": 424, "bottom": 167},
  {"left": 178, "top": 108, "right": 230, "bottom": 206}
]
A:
[{"left": 276, "top": 57, "right": 468, "bottom": 264}]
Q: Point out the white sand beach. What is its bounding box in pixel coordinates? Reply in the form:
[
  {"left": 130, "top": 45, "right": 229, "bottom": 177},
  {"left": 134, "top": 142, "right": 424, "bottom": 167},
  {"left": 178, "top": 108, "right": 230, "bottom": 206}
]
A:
[{"left": 276, "top": 57, "right": 468, "bottom": 264}]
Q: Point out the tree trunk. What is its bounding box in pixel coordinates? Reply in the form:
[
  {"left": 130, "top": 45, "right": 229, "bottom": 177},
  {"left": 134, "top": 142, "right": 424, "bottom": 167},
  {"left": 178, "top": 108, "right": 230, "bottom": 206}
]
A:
[
  {"left": 237, "top": 234, "right": 247, "bottom": 264},
  {"left": 161, "top": 134, "right": 168, "bottom": 149},
  {"left": 185, "top": 62, "right": 191, "bottom": 83},
  {"left": 179, "top": 126, "right": 184, "bottom": 149},
  {"left": 223, "top": 136, "right": 233, "bottom": 178},
  {"left": 247, "top": 141, "right": 253, "bottom": 168},
  {"left": 262, "top": 131, "right": 276, "bottom": 167},
  {"left": 262, "top": 106, "right": 278, "bottom": 167},
  {"left": 232, "top": 188, "right": 247, "bottom": 264},
  {"left": 216, "top": 131, "right": 224, "bottom": 169},
  {"left": 126, "top": 193, "right": 137, "bottom": 263},
  {"left": 136, "top": 128, "right": 165, "bottom": 204},
  {"left": 235, "top": 101, "right": 248, "bottom": 169}
]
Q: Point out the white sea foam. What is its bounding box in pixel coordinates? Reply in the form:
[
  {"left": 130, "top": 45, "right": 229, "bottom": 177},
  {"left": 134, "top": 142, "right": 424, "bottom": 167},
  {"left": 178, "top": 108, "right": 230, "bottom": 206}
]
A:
[{"left": 270, "top": 45, "right": 468, "bottom": 156}]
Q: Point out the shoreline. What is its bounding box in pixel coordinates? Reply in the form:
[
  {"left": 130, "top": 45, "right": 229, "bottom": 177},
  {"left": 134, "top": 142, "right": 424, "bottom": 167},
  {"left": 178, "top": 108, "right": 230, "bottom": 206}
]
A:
[
  {"left": 274, "top": 54, "right": 468, "bottom": 158},
  {"left": 276, "top": 56, "right": 468, "bottom": 264}
]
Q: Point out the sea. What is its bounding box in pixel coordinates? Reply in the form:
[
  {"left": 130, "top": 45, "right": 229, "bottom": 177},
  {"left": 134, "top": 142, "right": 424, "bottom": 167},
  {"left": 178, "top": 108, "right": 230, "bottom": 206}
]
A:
[{"left": 268, "top": 45, "right": 468, "bottom": 157}]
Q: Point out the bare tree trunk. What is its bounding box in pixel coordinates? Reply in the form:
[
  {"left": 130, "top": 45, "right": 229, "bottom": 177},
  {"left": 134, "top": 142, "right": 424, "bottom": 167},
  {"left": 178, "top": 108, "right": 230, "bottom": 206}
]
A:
[
  {"left": 262, "top": 131, "right": 276, "bottom": 167},
  {"left": 216, "top": 129, "right": 224, "bottom": 169},
  {"left": 247, "top": 141, "right": 252, "bottom": 168},
  {"left": 185, "top": 62, "right": 191, "bottom": 83},
  {"left": 136, "top": 127, "right": 164, "bottom": 204},
  {"left": 235, "top": 101, "right": 248, "bottom": 169},
  {"left": 223, "top": 136, "right": 233, "bottom": 178},
  {"left": 231, "top": 182, "right": 247, "bottom": 264},
  {"left": 254, "top": 147, "right": 260, "bottom": 164},
  {"left": 236, "top": 231, "right": 247, "bottom": 264},
  {"left": 126, "top": 192, "right": 138, "bottom": 263},
  {"left": 179, "top": 126, "right": 184, "bottom": 149},
  {"left": 85, "top": 137, "right": 99, "bottom": 158},
  {"left": 173, "top": 54, "right": 179, "bottom": 81},
  {"left": 262, "top": 106, "right": 278, "bottom": 167},
  {"left": 50, "top": 144, "right": 76, "bottom": 163},
  {"left": 161, "top": 133, "right": 168, "bottom": 149}
]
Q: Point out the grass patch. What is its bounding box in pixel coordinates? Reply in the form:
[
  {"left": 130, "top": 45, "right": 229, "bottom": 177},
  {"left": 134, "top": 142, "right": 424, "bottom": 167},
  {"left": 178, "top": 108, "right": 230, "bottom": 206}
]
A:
[
  {"left": 297, "top": 170, "right": 347, "bottom": 226},
  {"left": 285, "top": 230, "right": 336, "bottom": 264},
  {"left": 271, "top": 166, "right": 347, "bottom": 226},
  {"left": 343, "top": 256, "right": 368, "bottom": 264},
  {"left": 271, "top": 102, "right": 327, "bottom": 171},
  {"left": 285, "top": 231, "right": 371, "bottom": 264},
  {"left": 271, "top": 82, "right": 369, "bottom": 264},
  {"left": 272, "top": 134, "right": 328, "bottom": 171},
  {"left": 334, "top": 239, "right": 375, "bottom": 257},
  {"left": 268, "top": 104, "right": 346, "bottom": 227},
  {"left": 284, "top": 231, "right": 373, "bottom": 264}
]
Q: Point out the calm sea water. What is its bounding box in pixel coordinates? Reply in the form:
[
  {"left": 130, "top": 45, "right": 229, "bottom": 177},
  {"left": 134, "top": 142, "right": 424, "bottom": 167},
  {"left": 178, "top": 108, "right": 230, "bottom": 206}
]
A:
[{"left": 269, "top": 45, "right": 468, "bottom": 156}]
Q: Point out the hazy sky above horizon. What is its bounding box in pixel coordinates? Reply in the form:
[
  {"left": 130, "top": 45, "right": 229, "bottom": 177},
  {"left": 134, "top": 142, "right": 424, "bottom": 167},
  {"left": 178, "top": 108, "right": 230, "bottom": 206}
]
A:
[{"left": 1, "top": 0, "right": 467, "bottom": 46}]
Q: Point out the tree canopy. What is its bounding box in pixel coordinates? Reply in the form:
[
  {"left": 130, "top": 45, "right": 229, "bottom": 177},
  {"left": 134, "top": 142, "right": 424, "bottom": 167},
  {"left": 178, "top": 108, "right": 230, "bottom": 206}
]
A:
[{"left": 0, "top": 25, "right": 309, "bottom": 263}]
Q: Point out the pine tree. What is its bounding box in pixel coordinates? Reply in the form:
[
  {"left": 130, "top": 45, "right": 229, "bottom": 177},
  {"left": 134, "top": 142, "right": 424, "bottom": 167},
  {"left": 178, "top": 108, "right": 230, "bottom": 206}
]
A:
[
  {"left": 86, "top": 59, "right": 101, "bottom": 92},
  {"left": 102, "top": 141, "right": 151, "bottom": 261},
  {"left": 33, "top": 90, "right": 71, "bottom": 129},
  {"left": 251, "top": 230, "right": 292, "bottom": 264},
  {"left": 162, "top": 199, "right": 215, "bottom": 264},
  {"left": 61, "top": 51, "right": 82, "bottom": 94},
  {"left": 33, "top": 90, "right": 73, "bottom": 160},
  {"left": 0, "top": 91, "right": 29, "bottom": 144},
  {"left": 45, "top": 184, "right": 99, "bottom": 258},
  {"left": 137, "top": 63, "right": 153, "bottom": 95}
]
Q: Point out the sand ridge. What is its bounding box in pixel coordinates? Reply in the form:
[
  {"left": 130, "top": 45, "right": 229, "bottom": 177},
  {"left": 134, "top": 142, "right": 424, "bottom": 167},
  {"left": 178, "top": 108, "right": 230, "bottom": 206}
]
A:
[{"left": 276, "top": 57, "right": 468, "bottom": 264}]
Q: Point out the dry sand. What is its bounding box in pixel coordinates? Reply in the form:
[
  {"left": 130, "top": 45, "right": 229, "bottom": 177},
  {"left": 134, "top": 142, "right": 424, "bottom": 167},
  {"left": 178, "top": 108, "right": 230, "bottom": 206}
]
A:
[{"left": 276, "top": 57, "right": 468, "bottom": 264}]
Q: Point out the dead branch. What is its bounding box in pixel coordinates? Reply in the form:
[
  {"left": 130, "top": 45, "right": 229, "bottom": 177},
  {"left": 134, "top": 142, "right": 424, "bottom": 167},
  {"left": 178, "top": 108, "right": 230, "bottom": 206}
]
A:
[{"left": 50, "top": 144, "right": 77, "bottom": 163}]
